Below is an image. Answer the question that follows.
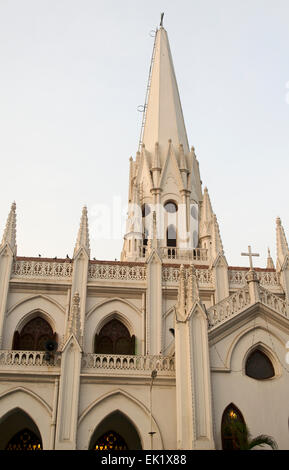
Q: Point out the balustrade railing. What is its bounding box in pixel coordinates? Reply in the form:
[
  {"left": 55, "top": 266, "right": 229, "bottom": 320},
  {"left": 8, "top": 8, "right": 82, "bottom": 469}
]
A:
[
  {"left": 140, "top": 246, "right": 208, "bottom": 262},
  {"left": 207, "top": 287, "right": 251, "bottom": 329},
  {"left": 0, "top": 350, "right": 61, "bottom": 367},
  {"left": 81, "top": 353, "right": 175, "bottom": 375},
  {"left": 160, "top": 247, "right": 208, "bottom": 262},
  {"left": 259, "top": 287, "right": 288, "bottom": 317}
]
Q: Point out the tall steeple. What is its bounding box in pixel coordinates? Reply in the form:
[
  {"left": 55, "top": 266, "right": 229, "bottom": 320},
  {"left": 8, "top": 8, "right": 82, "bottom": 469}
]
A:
[
  {"left": 141, "top": 26, "right": 189, "bottom": 161},
  {"left": 122, "top": 21, "right": 205, "bottom": 262}
]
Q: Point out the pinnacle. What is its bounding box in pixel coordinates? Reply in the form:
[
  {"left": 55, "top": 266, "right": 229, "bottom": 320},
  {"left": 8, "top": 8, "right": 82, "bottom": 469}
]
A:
[
  {"left": 74, "top": 205, "right": 90, "bottom": 257},
  {"left": 1, "top": 201, "right": 17, "bottom": 252},
  {"left": 276, "top": 216, "right": 289, "bottom": 265}
]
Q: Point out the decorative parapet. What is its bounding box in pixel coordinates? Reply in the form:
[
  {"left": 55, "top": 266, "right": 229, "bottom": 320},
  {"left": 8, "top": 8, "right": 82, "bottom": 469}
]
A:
[
  {"left": 12, "top": 259, "right": 73, "bottom": 280},
  {"left": 208, "top": 280, "right": 289, "bottom": 330},
  {"left": 81, "top": 353, "right": 175, "bottom": 376},
  {"left": 162, "top": 265, "right": 213, "bottom": 287},
  {"left": 207, "top": 287, "right": 250, "bottom": 329},
  {"left": 259, "top": 287, "right": 288, "bottom": 318},
  {"left": 0, "top": 350, "right": 61, "bottom": 369},
  {"left": 88, "top": 263, "right": 146, "bottom": 281},
  {"left": 229, "top": 269, "right": 280, "bottom": 290}
]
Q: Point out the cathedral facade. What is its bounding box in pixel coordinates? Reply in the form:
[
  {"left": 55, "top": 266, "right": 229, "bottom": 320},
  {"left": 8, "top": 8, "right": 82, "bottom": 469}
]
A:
[{"left": 0, "top": 24, "right": 289, "bottom": 451}]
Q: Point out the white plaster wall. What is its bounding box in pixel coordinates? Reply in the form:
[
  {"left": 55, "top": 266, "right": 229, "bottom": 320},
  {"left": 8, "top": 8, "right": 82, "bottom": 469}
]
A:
[
  {"left": 210, "top": 315, "right": 289, "bottom": 450},
  {"left": 77, "top": 381, "right": 176, "bottom": 450}
]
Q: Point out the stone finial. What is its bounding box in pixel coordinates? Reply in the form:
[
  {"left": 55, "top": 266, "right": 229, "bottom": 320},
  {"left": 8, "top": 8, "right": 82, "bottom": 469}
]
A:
[
  {"left": 74, "top": 206, "right": 90, "bottom": 257},
  {"left": 1, "top": 201, "right": 17, "bottom": 253}
]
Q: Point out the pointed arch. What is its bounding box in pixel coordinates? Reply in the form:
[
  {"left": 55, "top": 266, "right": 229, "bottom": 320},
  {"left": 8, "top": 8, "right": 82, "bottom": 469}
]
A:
[
  {"left": 77, "top": 389, "right": 163, "bottom": 450},
  {"left": 7, "top": 294, "right": 65, "bottom": 317},
  {"left": 94, "top": 318, "right": 135, "bottom": 355},
  {"left": 12, "top": 315, "right": 56, "bottom": 351},
  {"left": 221, "top": 403, "right": 246, "bottom": 450},
  {"left": 0, "top": 408, "right": 43, "bottom": 450},
  {"left": 244, "top": 343, "right": 276, "bottom": 380},
  {"left": 225, "top": 322, "right": 284, "bottom": 371},
  {"left": 3, "top": 294, "right": 64, "bottom": 350},
  {"left": 89, "top": 411, "right": 142, "bottom": 450},
  {"left": 0, "top": 387, "right": 52, "bottom": 449},
  {"left": 86, "top": 297, "right": 141, "bottom": 320},
  {"left": 85, "top": 298, "right": 141, "bottom": 353}
]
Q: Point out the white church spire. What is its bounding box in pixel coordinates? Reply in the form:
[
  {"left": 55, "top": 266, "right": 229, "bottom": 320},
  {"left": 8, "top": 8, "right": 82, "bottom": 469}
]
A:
[
  {"left": 141, "top": 26, "right": 189, "bottom": 160},
  {"left": 1, "top": 202, "right": 17, "bottom": 253},
  {"left": 74, "top": 206, "right": 90, "bottom": 257}
]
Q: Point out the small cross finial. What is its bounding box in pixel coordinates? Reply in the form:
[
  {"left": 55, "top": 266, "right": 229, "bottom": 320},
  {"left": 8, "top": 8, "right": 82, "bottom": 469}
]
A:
[
  {"left": 241, "top": 245, "right": 260, "bottom": 270},
  {"left": 160, "top": 12, "right": 164, "bottom": 27}
]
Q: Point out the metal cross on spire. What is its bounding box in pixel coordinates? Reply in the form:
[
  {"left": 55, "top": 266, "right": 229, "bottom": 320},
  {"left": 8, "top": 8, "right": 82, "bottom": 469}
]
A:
[
  {"left": 160, "top": 12, "right": 164, "bottom": 27},
  {"left": 241, "top": 245, "right": 260, "bottom": 270}
]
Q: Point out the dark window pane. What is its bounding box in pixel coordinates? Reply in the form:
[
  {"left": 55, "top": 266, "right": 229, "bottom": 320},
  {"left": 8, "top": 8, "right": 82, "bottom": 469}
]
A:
[
  {"left": 245, "top": 350, "right": 274, "bottom": 380},
  {"left": 15, "top": 316, "right": 54, "bottom": 351},
  {"left": 167, "top": 225, "right": 177, "bottom": 247},
  {"left": 95, "top": 320, "right": 135, "bottom": 355}
]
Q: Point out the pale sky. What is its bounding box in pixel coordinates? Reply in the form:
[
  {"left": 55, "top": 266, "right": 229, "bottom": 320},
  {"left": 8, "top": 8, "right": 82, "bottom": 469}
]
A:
[{"left": 0, "top": 0, "right": 288, "bottom": 267}]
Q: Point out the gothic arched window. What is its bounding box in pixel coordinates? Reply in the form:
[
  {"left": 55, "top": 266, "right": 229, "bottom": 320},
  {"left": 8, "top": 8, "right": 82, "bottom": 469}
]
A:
[
  {"left": 93, "top": 431, "right": 128, "bottom": 450},
  {"left": 94, "top": 319, "right": 135, "bottom": 355},
  {"left": 221, "top": 404, "right": 246, "bottom": 450},
  {"left": 245, "top": 349, "right": 275, "bottom": 380},
  {"left": 12, "top": 316, "right": 56, "bottom": 351},
  {"left": 5, "top": 428, "right": 42, "bottom": 450}
]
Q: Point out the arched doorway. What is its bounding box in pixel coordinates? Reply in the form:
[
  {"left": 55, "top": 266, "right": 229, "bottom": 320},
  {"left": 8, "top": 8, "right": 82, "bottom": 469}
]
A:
[
  {"left": 12, "top": 315, "right": 56, "bottom": 351},
  {"left": 0, "top": 408, "right": 42, "bottom": 450},
  {"left": 221, "top": 403, "right": 246, "bottom": 450},
  {"left": 94, "top": 319, "right": 135, "bottom": 355},
  {"left": 89, "top": 411, "right": 142, "bottom": 450}
]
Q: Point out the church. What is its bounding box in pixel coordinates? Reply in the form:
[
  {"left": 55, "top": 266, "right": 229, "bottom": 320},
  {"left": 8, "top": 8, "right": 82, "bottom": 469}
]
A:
[{"left": 0, "top": 21, "right": 289, "bottom": 451}]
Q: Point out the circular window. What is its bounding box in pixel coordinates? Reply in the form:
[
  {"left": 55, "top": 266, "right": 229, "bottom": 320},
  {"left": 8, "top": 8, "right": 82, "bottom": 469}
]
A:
[{"left": 164, "top": 201, "right": 178, "bottom": 213}]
